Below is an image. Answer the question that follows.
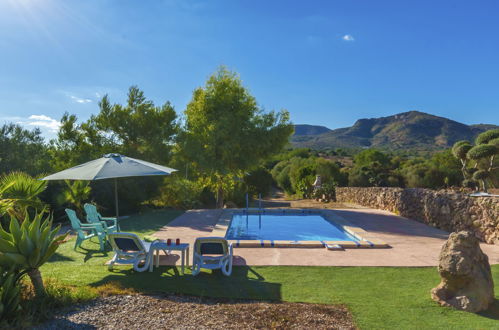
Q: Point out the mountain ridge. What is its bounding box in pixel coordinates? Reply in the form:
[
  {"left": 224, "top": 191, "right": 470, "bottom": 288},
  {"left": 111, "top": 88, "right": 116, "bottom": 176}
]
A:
[{"left": 292, "top": 111, "right": 498, "bottom": 151}]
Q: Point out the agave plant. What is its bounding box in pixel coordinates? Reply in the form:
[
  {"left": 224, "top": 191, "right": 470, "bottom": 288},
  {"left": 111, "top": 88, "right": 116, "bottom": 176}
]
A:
[
  {"left": 0, "top": 266, "right": 21, "bottom": 323},
  {"left": 0, "top": 212, "right": 67, "bottom": 298},
  {"left": 0, "top": 172, "right": 48, "bottom": 220}
]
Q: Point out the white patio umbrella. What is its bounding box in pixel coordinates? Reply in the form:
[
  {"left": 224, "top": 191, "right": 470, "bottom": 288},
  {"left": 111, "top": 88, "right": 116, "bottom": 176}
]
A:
[{"left": 42, "top": 153, "right": 177, "bottom": 218}]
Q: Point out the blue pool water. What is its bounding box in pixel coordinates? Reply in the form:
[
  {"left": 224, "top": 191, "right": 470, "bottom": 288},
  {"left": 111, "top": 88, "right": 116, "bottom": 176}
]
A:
[{"left": 226, "top": 213, "right": 358, "bottom": 241}]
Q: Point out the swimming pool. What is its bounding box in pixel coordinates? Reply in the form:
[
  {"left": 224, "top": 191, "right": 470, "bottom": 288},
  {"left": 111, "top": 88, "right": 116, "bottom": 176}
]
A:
[{"left": 226, "top": 213, "right": 359, "bottom": 242}]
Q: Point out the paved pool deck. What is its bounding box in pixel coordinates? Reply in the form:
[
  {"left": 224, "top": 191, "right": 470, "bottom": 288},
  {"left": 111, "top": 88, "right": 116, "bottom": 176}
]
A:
[{"left": 152, "top": 207, "right": 499, "bottom": 267}]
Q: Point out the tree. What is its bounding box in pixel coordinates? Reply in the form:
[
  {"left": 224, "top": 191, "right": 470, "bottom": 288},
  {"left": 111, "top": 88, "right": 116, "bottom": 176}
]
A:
[
  {"left": 181, "top": 67, "right": 293, "bottom": 207},
  {"left": 353, "top": 149, "right": 391, "bottom": 168},
  {"left": 0, "top": 124, "right": 50, "bottom": 175},
  {"left": 348, "top": 149, "right": 395, "bottom": 187},
  {"left": 92, "top": 86, "right": 178, "bottom": 163},
  {"left": 467, "top": 144, "right": 498, "bottom": 191},
  {"left": 452, "top": 140, "right": 473, "bottom": 180},
  {"left": 51, "top": 86, "right": 179, "bottom": 213},
  {"left": 52, "top": 86, "right": 178, "bottom": 169},
  {"left": 451, "top": 129, "right": 499, "bottom": 191}
]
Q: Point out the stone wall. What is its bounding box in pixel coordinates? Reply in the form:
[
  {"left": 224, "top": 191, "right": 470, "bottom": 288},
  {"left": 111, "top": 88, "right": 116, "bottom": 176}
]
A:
[{"left": 335, "top": 187, "right": 499, "bottom": 244}]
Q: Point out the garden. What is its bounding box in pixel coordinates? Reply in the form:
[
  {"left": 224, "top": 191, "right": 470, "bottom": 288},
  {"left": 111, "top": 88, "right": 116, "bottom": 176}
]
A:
[{"left": 0, "top": 67, "right": 498, "bottom": 328}]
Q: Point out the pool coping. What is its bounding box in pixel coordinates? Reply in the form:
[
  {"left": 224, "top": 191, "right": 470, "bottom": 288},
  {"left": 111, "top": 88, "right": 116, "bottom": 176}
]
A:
[{"left": 211, "top": 208, "right": 390, "bottom": 249}]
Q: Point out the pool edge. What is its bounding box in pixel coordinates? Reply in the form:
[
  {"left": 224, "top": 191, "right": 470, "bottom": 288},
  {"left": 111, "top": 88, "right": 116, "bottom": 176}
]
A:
[{"left": 214, "top": 208, "right": 390, "bottom": 249}]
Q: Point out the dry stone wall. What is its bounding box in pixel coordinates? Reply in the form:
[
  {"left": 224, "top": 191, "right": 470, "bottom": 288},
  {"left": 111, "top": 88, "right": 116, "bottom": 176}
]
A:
[{"left": 335, "top": 187, "right": 499, "bottom": 244}]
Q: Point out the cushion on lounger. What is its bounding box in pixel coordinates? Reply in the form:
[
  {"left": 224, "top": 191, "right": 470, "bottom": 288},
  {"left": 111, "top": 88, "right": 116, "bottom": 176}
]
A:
[
  {"left": 200, "top": 242, "right": 224, "bottom": 255},
  {"left": 114, "top": 238, "right": 141, "bottom": 251}
]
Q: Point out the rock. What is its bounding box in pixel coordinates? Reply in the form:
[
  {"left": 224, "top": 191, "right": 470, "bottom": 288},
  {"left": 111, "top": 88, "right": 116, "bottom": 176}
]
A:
[{"left": 431, "top": 231, "right": 494, "bottom": 312}]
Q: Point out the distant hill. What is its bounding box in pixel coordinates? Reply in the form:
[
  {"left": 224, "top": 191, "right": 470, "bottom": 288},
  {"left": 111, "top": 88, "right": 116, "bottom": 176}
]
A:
[
  {"left": 292, "top": 111, "right": 498, "bottom": 151},
  {"left": 293, "top": 124, "right": 331, "bottom": 136}
]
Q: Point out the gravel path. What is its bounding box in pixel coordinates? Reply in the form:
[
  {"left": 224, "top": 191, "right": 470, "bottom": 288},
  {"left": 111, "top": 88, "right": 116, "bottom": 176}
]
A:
[{"left": 35, "top": 294, "right": 356, "bottom": 329}]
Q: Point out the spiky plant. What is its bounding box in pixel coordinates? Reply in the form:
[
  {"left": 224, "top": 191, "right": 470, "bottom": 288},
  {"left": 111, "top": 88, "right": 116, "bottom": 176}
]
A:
[
  {"left": 0, "top": 172, "right": 48, "bottom": 220},
  {"left": 0, "top": 212, "right": 67, "bottom": 298}
]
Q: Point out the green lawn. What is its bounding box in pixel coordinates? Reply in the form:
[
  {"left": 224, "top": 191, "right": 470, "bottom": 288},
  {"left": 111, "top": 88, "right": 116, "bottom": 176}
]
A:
[{"left": 42, "top": 209, "right": 499, "bottom": 329}]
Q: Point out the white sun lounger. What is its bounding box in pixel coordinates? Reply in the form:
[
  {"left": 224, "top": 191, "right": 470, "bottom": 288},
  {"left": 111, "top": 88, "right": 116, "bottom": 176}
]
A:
[
  {"left": 192, "top": 237, "right": 233, "bottom": 276},
  {"left": 107, "top": 232, "right": 158, "bottom": 272}
]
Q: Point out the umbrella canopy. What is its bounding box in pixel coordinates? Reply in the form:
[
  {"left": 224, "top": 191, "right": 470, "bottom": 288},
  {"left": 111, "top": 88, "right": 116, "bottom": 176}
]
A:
[
  {"left": 42, "top": 153, "right": 177, "bottom": 218},
  {"left": 42, "top": 153, "right": 177, "bottom": 181}
]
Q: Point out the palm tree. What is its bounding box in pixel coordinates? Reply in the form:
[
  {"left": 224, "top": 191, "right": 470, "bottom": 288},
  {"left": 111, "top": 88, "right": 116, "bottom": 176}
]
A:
[
  {"left": 57, "top": 180, "right": 91, "bottom": 217},
  {"left": 0, "top": 172, "right": 48, "bottom": 220}
]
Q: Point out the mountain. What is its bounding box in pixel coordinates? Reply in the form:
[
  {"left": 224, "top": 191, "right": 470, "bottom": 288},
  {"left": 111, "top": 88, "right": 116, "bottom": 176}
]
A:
[
  {"left": 293, "top": 124, "right": 331, "bottom": 136},
  {"left": 292, "top": 111, "right": 499, "bottom": 151}
]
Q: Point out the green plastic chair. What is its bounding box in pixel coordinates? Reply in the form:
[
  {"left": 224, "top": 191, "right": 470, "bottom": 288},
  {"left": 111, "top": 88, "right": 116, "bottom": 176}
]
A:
[
  {"left": 84, "top": 203, "right": 119, "bottom": 233},
  {"left": 66, "top": 208, "right": 106, "bottom": 251}
]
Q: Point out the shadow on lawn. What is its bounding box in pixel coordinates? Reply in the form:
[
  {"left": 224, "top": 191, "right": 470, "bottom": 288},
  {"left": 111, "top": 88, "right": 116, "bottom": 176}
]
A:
[
  {"left": 89, "top": 266, "right": 282, "bottom": 301},
  {"left": 47, "top": 252, "right": 74, "bottom": 263},
  {"left": 478, "top": 299, "right": 499, "bottom": 320}
]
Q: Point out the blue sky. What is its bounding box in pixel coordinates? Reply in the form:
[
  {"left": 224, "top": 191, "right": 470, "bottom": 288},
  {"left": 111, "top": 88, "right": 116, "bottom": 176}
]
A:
[{"left": 1, "top": 0, "right": 498, "bottom": 139}]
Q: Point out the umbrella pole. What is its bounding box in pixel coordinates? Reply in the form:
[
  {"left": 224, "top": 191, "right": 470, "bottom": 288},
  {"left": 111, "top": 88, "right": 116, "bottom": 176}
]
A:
[{"left": 114, "top": 178, "right": 119, "bottom": 219}]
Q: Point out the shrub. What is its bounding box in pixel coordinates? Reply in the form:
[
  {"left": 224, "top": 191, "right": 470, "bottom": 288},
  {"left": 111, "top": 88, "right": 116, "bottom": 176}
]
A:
[
  {"left": 244, "top": 167, "right": 273, "bottom": 197},
  {"left": 0, "top": 266, "right": 21, "bottom": 326},
  {"left": 151, "top": 177, "right": 203, "bottom": 209}
]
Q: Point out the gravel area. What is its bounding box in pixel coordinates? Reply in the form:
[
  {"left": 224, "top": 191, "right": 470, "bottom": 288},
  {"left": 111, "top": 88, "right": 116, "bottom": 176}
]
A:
[{"left": 35, "top": 294, "right": 356, "bottom": 329}]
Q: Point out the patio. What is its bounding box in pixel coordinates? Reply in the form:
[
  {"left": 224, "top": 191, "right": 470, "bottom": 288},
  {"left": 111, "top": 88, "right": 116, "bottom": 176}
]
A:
[{"left": 151, "top": 206, "right": 499, "bottom": 267}]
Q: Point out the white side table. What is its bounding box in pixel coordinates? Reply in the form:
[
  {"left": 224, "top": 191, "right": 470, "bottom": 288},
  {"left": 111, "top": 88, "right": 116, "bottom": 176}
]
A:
[{"left": 149, "top": 242, "right": 190, "bottom": 274}]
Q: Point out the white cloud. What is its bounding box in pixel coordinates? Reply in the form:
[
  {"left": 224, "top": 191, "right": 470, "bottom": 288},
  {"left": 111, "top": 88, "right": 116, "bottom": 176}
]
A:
[
  {"left": 342, "top": 34, "right": 355, "bottom": 42},
  {"left": 70, "top": 95, "right": 92, "bottom": 104},
  {"left": 26, "top": 114, "right": 61, "bottom": 132}
]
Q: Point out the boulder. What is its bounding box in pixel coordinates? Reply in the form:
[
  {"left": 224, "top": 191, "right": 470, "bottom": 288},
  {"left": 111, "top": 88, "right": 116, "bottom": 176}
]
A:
[{"left": 431, "top": 231, "right": 494, "bottom": 312}]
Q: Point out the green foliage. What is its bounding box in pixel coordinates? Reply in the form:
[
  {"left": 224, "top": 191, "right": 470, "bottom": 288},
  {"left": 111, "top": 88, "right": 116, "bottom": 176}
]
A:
[
  {"left": 348, "top": 150, "right": 397, "bottom": 187},
  {"left": 0, "top": 212, "right": 68, "bottom": 298},
  {"left": 467, "top": 144, "right": 498, "bottom": 160},
  {"left": 271, "top": 161, "right": 293, "bottom": 194},
  {"left": 0, "top": 266, "right": 21, "bottom": 325},
  {"left": 53, "top": 86, "right": 178, "bottom": 168},
  {"left": 0, "top": 172, "right": 48, "bottom": 219},
  {"left": 353, "top": 149, "right": 391, "bottom": 168},
  {"left": 244, "top": 167, "right": 274, "bottom": 197},
  {"left": 51, "top": 86, "right": 179, "bottom": 214},
  {"left": 488, "top": 137, "right": 499, "bottom": 147},
  {"left": 475, "top": 128, "right": 499, "bottom": 145},
  {"left": 398, "top": 150, "right": 462, "bottom": 189},
  {"left": 180, "top": 66, "right": 293, "bottom": 207},
  {"left": 450, "top": 129, "right": 499, "bottom": 191},
  {"left": 451, "top": 140, "right": 472, "bottom": 160},
  {"left": 150, "top": 177, "right": 203, "bottom": 209},
  {"left": 56, "top": 180, "right": 91, "bottom": 216},
  {"left": 312, "top": 182, "right": 336, "bottom": 202},
  {"left": 271, "top": 156, "right": 345, "bottom": 196},
  {"left": 0, "top": 124, "right": 51, "bottom": 176},
  {"left": 93, "top": 87, "right": 179, "bottom": 163}
]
